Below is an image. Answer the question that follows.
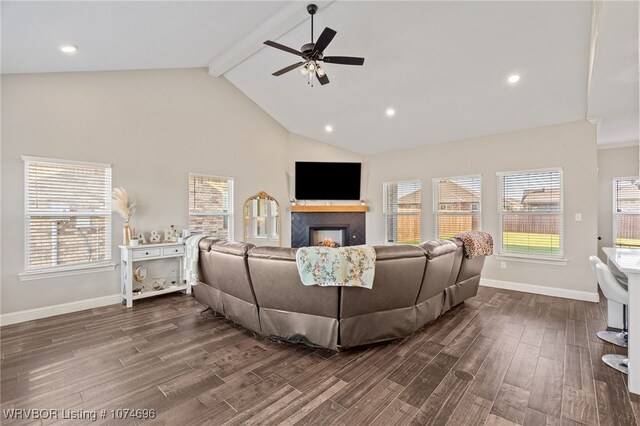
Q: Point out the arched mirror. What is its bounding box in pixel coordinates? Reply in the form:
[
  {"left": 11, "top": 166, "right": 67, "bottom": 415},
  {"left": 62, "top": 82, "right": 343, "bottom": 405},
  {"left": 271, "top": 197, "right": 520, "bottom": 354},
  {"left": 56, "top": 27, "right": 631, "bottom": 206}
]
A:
[{"left": 243, "top": 191, "right": 281, "bottom": 247}]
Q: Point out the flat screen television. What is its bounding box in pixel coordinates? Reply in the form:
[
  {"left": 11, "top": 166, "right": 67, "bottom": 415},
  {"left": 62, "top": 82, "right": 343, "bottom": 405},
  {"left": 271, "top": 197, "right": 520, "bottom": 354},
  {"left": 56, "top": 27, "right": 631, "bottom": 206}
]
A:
[{"left": 295, "top": 162, "right": 361, "bottom": 200}]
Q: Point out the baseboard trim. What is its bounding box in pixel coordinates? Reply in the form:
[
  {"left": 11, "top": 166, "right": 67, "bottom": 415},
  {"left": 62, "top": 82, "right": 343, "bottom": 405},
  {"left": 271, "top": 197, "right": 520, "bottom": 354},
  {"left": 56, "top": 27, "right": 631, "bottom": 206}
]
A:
[
  {"left": 0, "top": 280, "right": 598, "bottom": 326},
  {"left": 0, "top": 294, "right": 121, "bottom": 326},
  {"left": 480, "top": 278, "right": 599, "bottom": 303}
]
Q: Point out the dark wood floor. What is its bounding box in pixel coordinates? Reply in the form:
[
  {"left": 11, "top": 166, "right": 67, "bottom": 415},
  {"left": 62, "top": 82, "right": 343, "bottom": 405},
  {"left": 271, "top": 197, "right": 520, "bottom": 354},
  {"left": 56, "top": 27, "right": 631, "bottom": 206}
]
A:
[{"left": 1, "top": 287, "right": 638, "bottom": 425}]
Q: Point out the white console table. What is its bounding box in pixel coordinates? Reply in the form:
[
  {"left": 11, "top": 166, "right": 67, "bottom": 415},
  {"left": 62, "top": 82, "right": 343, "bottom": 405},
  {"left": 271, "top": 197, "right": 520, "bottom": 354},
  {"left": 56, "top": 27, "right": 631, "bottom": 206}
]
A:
[
  {"left": 119, "top": 242, "right": 188, "bottom": 308},
  {"left": 602, "top": 247, "right": 640, "bottom": 395}
]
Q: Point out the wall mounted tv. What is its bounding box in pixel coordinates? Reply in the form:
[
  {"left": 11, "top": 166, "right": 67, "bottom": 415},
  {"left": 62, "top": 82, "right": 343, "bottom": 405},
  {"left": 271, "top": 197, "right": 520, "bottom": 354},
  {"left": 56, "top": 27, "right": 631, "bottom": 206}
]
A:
[{"left": 295, "top": 162, "right": 361, "bottom": 200}]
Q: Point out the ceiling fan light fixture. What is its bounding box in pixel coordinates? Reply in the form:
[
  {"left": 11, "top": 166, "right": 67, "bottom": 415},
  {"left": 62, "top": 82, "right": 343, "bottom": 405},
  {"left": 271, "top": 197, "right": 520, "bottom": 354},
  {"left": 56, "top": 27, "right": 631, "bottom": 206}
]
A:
[{"left": 263, "top": 4, "right": 364, "bottom": 86}]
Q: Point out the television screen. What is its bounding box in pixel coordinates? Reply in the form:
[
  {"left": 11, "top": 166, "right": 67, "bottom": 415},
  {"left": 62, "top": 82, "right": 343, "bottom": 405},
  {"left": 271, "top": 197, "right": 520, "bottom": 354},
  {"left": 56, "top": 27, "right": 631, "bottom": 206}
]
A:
[{"left": 295, "top": 162, "right": 361, "bottom": 200}]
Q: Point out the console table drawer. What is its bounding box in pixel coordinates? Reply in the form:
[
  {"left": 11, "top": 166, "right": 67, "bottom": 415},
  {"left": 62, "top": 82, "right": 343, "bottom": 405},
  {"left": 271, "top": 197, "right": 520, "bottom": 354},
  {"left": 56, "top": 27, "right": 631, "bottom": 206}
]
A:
[
  {"left": 132, "top": 248, "right": 161, "bottom": 259},
  {"left": 162, "top": 246, "right": 185, "bottom": 256}
]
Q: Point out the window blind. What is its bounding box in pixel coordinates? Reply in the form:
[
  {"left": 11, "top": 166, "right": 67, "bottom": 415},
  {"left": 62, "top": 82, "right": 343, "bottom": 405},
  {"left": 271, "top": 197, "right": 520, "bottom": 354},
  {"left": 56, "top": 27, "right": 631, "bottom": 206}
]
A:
[
  {"left": 433, "top": 176, "right": 481, "bottom": 239},
  {"left": 613, "top": 178, "right": 640, "bottom": 248},
  {"left": 24, "top": 157, "right": 112, "bottom": 271},
  {"left": 498, "top": 169, "right": 562, "bottom": 257},
  {"left": 384, "top": 180, "right": 421, "bottom": 244},
  {"left": 188, "top": 174, "right": 234, "bottom": 240}
]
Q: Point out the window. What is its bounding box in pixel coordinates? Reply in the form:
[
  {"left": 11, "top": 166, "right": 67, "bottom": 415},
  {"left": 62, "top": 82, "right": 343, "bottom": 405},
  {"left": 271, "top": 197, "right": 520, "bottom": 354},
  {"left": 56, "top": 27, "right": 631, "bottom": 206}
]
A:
[
  {"left": 498, "top": 168, "right": 563, "bottom": 258},
  {"left": 613, "top": 177, "right": 640, "bottom": 248},
  {"left": 23, "top": 156, "right": 112, "bottom": 273},
  {"left": 433, "top": 175, "right": 481, "bottom": 239},
  {"left": 384, "top": 180, "right": 422, "bottom": 244},
  {"left": 188, "top": 174, "right": 234, "bottom": 240}
]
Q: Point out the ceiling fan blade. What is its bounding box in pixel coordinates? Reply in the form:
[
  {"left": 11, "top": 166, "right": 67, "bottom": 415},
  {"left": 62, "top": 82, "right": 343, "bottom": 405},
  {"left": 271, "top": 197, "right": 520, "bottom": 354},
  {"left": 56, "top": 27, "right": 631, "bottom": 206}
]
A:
[
  {"left": 322, "top": 56, "right": 365, "bottom": 66},
  {"left": 313, "top": 27, "right": 337, "bottom": 55},
  {"left": 316, "top": 71, "right": 330, "bottom": 85},
  {"left": 272, "top": 62, "right": 305, "bottom": 76},
  {"left": 264, "top": 40, "right": 306, "bottom": 58}
]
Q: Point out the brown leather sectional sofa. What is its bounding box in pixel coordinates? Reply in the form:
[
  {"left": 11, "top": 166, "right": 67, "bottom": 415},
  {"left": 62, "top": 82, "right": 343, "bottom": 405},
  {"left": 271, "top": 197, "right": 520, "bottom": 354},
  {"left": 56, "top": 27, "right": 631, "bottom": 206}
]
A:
[{"left": 194, "top": 237, "right": 487, "bottom": 350}]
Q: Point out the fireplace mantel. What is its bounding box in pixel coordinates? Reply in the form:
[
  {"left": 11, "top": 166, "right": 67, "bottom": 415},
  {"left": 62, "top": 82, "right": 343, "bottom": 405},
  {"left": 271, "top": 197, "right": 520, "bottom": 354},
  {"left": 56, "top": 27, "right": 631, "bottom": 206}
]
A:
[
  {"left": 291, "top": 209, "right": 366, "bottom": 248},
  {"left": 291, "top": 205, "right": 368, "bottom": 213}
]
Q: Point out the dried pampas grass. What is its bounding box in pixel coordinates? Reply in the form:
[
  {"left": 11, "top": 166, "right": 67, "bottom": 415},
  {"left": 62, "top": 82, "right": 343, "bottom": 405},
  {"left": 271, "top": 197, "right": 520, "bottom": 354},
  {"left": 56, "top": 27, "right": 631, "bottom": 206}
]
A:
[{"left": 112, "top": 187, "right": 137, "bottom": 222}]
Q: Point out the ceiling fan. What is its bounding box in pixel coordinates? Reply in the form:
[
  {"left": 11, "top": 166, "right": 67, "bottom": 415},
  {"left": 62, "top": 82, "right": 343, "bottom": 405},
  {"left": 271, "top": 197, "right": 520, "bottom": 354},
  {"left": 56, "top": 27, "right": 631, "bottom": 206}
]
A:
[{"left": 263, "top": 4, "right": 365, "bottom": 86}]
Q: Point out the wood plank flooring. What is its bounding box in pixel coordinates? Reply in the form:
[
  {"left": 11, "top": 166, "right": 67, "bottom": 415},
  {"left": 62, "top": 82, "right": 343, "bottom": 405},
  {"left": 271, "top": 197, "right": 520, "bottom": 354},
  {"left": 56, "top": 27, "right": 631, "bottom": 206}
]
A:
[{"left": 1, "top": 287, "right": 638, "bottom": 425}]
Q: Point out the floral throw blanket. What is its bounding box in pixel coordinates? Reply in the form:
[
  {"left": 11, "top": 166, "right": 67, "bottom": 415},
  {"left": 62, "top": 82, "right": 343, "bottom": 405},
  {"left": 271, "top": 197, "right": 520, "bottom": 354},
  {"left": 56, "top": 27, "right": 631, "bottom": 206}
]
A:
[
  {"left": 295, "top": 245, "right": 376, "bottom": 289},
  {"left": 455, "top": 231, "right": 494, "bottom": 259}
]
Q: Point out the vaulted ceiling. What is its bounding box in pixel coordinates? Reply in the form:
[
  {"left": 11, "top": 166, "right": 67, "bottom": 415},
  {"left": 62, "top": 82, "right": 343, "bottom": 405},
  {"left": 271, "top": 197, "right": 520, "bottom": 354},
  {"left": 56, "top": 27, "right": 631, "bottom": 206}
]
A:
[{"left": 2, "top": 1, "right": 637, "bottom": 154}]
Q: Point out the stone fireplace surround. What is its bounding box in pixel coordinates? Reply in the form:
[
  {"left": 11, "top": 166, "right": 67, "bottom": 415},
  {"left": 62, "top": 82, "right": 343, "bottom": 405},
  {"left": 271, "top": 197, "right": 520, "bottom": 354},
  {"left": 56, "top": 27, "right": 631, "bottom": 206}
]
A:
[{"left": 291, "top": 210, "right": 366, "bottom": 248}]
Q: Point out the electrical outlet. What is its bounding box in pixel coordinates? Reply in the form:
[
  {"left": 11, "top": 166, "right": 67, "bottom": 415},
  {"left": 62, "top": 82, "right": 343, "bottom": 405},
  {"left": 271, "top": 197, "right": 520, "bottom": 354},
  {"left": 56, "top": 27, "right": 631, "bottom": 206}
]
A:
[
  {"left": 500, "top": 261, "right": 507, "bottom": 269},
  {"left": 575, "top": 213, "right": 582, "bottom": 222}
]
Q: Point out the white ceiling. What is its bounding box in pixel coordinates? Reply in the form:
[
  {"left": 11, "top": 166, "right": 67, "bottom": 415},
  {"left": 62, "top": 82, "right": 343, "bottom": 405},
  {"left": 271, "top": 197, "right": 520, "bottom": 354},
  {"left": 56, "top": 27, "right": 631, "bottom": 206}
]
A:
[
  {"left": 1, "top": 1, "right": 288, "bottom": 74},
  {"left": 2, "top": 1, "right": 637, "bottom": 154},
  {"left": 587, "top": 0, "right": 639, "bottom": 146}
]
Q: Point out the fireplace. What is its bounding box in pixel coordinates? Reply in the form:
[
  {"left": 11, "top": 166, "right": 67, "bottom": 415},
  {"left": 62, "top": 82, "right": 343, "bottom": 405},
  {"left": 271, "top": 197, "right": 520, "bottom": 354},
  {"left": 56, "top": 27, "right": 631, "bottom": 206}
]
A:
[
  {"left": 291, "top": 211, "right": 366, "bottom": 248},
  {"left": 310, "top": 227, "right": 347, "bottom": 247}
]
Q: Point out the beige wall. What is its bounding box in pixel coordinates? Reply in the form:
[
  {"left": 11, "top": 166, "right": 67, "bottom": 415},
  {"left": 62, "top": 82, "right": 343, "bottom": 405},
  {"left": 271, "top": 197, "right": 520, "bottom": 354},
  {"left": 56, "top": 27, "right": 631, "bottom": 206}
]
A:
[
  {"left": 597, "top": 145, "right": 640, "bottom": 259},
  {"left": 1, "top": 68, "right": 362, "bottom": 315},
  {"left": 2, "top": 68, "right": 286, "bottom": 314},
  {"left": 366, "top": 120, "right": 599, "bottom": 297},
  {"left": 0, "top": 67, "right": 605, "bottom": 316}
]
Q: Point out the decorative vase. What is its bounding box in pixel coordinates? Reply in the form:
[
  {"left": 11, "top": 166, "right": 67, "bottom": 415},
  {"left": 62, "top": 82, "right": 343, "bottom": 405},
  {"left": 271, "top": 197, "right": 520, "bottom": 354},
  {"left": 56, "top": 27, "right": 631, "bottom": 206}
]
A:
[{"left": 123, "top": 223, "right": 131, "bottom": 246}]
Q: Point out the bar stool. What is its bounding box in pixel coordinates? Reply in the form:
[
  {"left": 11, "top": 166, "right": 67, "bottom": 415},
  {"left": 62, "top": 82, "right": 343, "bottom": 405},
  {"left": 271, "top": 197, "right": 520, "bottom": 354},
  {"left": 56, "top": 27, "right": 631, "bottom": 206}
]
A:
[
  {"left": 595, "top": 262, "right": 629, "bottom": 374},
  {"left": 589, "top": 256, "right": 628, "bottom": 347}
]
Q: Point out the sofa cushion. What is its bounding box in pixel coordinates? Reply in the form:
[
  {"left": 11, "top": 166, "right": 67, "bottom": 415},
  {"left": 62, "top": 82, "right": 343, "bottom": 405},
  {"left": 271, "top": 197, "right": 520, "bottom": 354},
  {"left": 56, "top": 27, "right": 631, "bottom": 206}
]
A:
[
  {"left": 248, "top": 246, "right": 298, "bottom": 261},
  {"left": 340, "top": 253, "right": 426, "bottom": 318},
  {"left": 446, "top": 239, "right": 465, "bottom": 287},
  {"left": 210, "top": 249, "right": 257, "bottom": 305},
  {"left": 199, "top": 250, "right": 221, "bottom": 290},
  {"left": 210, "top": 241, "right": 255, "bottom": 256},
  {"left": 199, "top": 237, "right": 219, "bottom": 251},
  {"left": 419, "top": 239, "right": 457, "bottom": 259},
  {"left": 248, "top": 255, "right": 339, "bottom": 318},
  {"left": 416, "top": 244, "right": 457, "bottom": 305},
  {"left": 373, "top": 245, "right": 426, "bottom": 260}
]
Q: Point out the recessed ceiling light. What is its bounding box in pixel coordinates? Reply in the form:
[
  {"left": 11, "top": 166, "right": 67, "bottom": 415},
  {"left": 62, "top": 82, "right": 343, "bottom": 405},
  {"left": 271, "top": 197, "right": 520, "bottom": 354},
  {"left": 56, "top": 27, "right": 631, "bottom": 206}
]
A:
[
  {"left": 385, "top": 107, "right": 396, "bottom": 117},
  {"left": 59, "top": 45, "right": 78, "bottom": 54},
  {"left": 325, "top": 125, "right": 333, "bottom": 133},
  {"left": 507, "top": 74, "right": 521, "bottom": 84}
]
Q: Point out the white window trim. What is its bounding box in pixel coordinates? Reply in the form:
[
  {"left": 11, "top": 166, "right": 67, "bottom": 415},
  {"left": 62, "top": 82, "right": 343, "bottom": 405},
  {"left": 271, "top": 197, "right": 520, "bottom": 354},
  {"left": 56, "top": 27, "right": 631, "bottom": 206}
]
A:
[
  {"left": 613, "top": 176, "right": 640, "bottom": 248},
  {"left": 496, "top": 167, "right": 565, "bottom": 261},
  {"left": 432, "top": 174, "right": 482, "bottom": 240},
  {"left": 494, "top": 254, "right": 568, "bottom": 266},
  {"left": 383, "top": 179, "right": 422, "bottom": 245},
  {"left": 19, "top": 262, "right": 117, "bottom": 281},
  {"left": 22, "top": 155, "right": 111, "bottom": 169},
  {"left": 22, "top": 156, "right": 113, "bottom": 278},
  {"left": 188, "top": 173, "right": 235, "bottom": 241}
]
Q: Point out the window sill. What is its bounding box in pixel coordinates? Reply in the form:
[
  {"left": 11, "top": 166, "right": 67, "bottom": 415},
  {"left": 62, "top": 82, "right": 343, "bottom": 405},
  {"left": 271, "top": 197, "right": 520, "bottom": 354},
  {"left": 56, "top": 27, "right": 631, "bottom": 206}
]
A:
[
  {"left": 495, "top": 254, "right": 568, "bottom": 266},
  {"left": 19, "top": 263, "right": 117, "bottom": 282}
]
